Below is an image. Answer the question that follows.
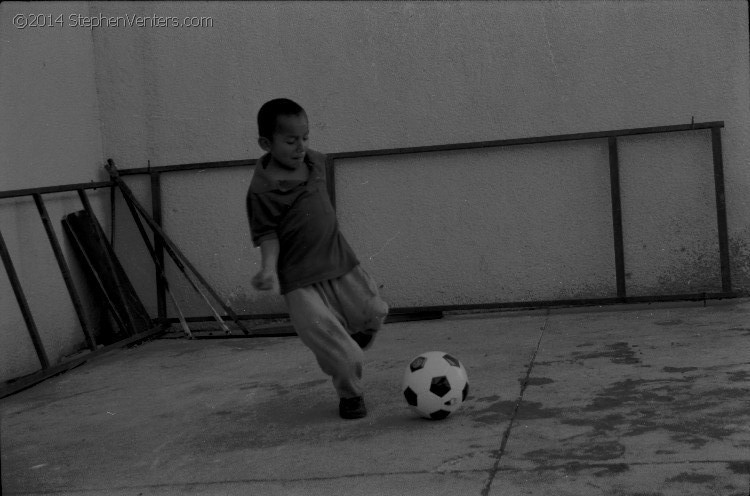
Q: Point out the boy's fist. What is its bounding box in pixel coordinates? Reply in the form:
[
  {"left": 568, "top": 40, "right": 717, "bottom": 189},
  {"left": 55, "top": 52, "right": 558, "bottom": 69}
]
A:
[{"left": 252, "top": 268, "right": 276, "bottom": 291}]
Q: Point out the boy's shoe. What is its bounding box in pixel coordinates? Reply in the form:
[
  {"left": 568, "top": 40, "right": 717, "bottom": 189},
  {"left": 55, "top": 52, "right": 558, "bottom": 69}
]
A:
[
  {"left": 351, "top": 330, "right": 376, "bottom": 350},
  {"left": 339, "top": 396, "right": 367, "bottom": 419}
]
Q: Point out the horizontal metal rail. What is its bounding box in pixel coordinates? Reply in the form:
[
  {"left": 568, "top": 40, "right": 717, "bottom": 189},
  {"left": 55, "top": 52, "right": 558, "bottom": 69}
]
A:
[
  {"left": 327, "top": 121, "right": 724, "bottom": 160},
  {"left": 0, "top": 181, "right": 113, "bottom": 200},
  {"left": 113, "top": 122, "right": 725, "bottom": 176},
  {"left": 118, "top": 159, "right": 257, "bottom": 176}
]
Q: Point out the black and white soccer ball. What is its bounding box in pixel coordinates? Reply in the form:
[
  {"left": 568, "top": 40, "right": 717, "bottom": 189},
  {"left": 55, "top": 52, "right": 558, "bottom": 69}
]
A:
[{"left": 402, "top": 351, "right": 469, "bottom": 420}]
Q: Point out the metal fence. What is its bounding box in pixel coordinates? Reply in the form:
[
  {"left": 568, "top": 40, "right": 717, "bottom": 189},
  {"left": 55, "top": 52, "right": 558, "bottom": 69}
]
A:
[{"left": 0, "top": 121, "right": 736, "bottom": 397}]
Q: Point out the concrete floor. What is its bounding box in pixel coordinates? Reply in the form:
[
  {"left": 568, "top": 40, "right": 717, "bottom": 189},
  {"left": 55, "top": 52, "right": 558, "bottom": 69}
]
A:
[{"left": 2, "top": 299, "right": 749, "bottom": 495}]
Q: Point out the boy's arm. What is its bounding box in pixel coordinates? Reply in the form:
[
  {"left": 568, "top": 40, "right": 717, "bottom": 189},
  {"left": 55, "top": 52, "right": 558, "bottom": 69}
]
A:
[
  {"left": 252, "top": 238, "right": 279, "bottom": 291},
  {"left": 248, "top": 188, "right": 280, "bottom": 290},
  {"left": 259, "top": 238, "right": 279, "bottom": 271}
]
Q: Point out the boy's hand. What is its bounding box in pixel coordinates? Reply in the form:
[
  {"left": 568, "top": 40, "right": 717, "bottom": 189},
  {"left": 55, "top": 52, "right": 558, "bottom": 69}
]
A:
[{"left": 252, "top": 268, "right": 276, "bottom": 291}]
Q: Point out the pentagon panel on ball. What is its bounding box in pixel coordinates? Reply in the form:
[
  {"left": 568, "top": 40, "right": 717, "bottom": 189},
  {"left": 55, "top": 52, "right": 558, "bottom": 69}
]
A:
[{"left": 402, "top": 351, "right": 469, "bottom": 420}]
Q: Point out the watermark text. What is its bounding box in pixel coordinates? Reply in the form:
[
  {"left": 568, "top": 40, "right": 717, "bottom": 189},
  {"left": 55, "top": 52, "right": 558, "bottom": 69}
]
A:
[{"left": 13, "top": 13, "right": 214, "bottom": 29}]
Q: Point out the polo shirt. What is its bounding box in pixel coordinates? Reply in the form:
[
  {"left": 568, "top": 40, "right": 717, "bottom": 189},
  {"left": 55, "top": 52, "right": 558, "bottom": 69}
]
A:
[{"left": 246, "top": 150, "right": 359, "bottom": 294}]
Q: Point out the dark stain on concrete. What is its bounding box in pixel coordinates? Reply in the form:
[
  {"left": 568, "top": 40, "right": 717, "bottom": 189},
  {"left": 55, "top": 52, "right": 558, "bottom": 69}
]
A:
[
  {"left": 238, "top": 381, "right": 262, "bottom": 391},
  {"left": 167, "top": 347, "right": 206, "bottom": 358},
  {"left": 192, "top": 393, "right": 342, "bottom": 450},
  {"left": 662, "top": 366, "right": 699, "bottom": 373},
  {"left": 539, "top": 461, "right": 631, "bottom": 476},
  {"left": 525, "top": 436, "right": 626, "bottom": 462},
  {"left": 515, "top": 401, "right": 565, "bottom": 420},
  {"left": 470, "top": 398, "right": 567, "bottom": 424},
  {"left": 523, "top": 377, "right": 555, "bottom": 386},
  {"left": 727, "top": 461, "right": 749, "bottom": 474},
  {"left": 556, "top": 376, "right": 746, "bottom": 450},
  {"left": 470, "top": 398, "right": 516, "bottom": 424},
  {"left": 475, "top": 394, "right": 502, "bottom": 403},
  {"left": 289, "top": 379, "right": 328, "bottom": 390},
  {"left": 726, "top": 370, "right": 750, "bottom": 382},
  {"left": 563, "top": 413, "right": 627, "bottom": 431},
  {"left": 514, "top": 368, "right": 749, "bottom": 469},
  {"left": 655, "top": 319, "right": 684, "bottom": 326},
  {"left": 665, "top": 472, "right": 716, "bottom": 484},
  {"left": 583, "top": 379, "right": 678, "bottom": 412},
  {"left": 572, "top": 342, "right": 641, "bottom": 365}
]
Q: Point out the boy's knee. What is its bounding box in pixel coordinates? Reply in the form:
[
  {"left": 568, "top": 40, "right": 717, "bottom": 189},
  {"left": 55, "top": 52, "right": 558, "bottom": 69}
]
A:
[{"left": 364, "top": 299, "right": 389, "bottom": 332}]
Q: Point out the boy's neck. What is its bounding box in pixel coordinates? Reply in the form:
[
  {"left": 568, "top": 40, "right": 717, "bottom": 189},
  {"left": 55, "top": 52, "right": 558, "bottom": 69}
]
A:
[{"left": 265, "top": 155, "right": 309, "bottom": 180}]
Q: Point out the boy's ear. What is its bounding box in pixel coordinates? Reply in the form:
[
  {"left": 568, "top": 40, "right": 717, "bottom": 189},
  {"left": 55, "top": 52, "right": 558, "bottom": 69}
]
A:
[{"left": 258, "top": 137, "right": 271, "bottom": 152}]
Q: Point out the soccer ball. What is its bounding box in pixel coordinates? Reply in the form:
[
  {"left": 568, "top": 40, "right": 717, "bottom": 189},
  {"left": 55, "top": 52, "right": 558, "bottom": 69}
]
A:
[{"left": 402, "top": 351, "right": 469, "bottom": 420}]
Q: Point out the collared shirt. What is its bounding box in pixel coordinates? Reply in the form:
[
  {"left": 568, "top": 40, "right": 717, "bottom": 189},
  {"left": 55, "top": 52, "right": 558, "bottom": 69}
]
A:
[{"left": 246, "top": 150, "right": 359, "bottom": 294}]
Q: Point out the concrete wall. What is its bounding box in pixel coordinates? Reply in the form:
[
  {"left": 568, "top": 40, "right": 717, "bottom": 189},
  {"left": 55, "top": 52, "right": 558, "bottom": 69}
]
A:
[
  {"left": 93, "top": 0, "right": 750, "bottom": 317},
  {"left": 2, "top": 1, "right": 749, "bottom": 381},
  {"left": 0, "top": 1, "right": 109, "bottom": 381}
]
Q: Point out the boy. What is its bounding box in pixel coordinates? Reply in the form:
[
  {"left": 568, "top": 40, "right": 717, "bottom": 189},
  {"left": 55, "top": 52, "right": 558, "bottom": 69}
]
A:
[{"left": 247, "top": 98, "right": 389, "bottom": 419}]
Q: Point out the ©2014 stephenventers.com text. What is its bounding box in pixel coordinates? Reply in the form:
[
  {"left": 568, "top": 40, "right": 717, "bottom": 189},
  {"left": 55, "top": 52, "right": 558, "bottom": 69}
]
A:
[{"left": 12, "top": 13, "right": 214, "bottom": 29}]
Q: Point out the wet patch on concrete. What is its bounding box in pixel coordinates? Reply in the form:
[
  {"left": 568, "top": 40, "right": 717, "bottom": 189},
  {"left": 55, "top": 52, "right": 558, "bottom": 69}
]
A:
[
  {"left": 514, "top": 401, "right": 565, "bottom": 421},
  {"left": 469, "top": 396, "right": 516, "bottom": 424},
  {"left": 662, "top": 366, "right": 699, "bottom": 373},
  {"left": 238, "top": 381, "right": 263, "bottom": 391},
  {"left": 289, "top": 379, "right": 328, "bottom": 390},
  {"left": 563, "top": 413, "right": 627, "bottom": 432},
  {"left": 726, "top": 325, "right": 750, "bottom": 335},
  {"left": 655, "top": 319, "right": 684, "bottom": 326},
  {"left": 167, "top": 347, "right": 208, "bottom": 358},
  {"left": 726, "top": 370, "right": 750, "bottom": 382},
  {"left": 518, "top": 368, "right": 748, "bottom": 468},
  {"left": 188, "top": 393, "right": 342, "bottom": 450},
  {"left": 578, "top": 377, "right": 744, "bottom": 437},
  {"left": 727, "top": 461, "right": 749, "bottom": 474},
  {"left": 523, "top": 377, "right": 554, "bottom": 386},
  {"left": 565, "top": 440, "right": 625, "bottom": 461},
  {"left": 665, "top": 472, "right": 716, "bottom": 483},
  {"left": 583, "top": 378, "right": 679, "bottom": 412},
  {"left": 525, "top": 458, "right": 630, "bottom": 475},
  {"left": 571, "top": 342, "right": 641, "bottom": 365}
]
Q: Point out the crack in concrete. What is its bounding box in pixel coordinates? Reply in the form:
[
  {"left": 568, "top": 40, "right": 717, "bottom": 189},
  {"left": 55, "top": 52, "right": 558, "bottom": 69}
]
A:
[{"left": 480, "top": 309, "right": 550, "bottom": 495}]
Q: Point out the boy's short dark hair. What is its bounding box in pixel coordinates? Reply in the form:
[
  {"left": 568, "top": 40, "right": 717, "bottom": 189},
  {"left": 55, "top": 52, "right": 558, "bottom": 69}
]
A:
[{"left": 257, "top": 98, "right": 306, "bottom": 140}]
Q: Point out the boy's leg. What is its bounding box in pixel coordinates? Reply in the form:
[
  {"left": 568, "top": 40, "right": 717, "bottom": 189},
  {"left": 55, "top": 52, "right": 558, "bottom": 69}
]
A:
[
  {"left": 332, "top": 265, "right": 389, "bottom": 348},
  {"left": 285, "top": 285, "right": 365, "bottom": 400}
]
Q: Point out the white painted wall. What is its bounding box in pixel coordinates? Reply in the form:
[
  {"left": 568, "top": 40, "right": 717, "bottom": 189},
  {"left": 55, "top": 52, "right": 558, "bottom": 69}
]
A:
[
  {"left": 2, "top": 0, "right": 749, "bottom": 382},
  {"left": 93, "top": 0, "right": 750, "bottom": 316},
  {"left": 0, "top": 1, "right": 109, "bottom": 381}
]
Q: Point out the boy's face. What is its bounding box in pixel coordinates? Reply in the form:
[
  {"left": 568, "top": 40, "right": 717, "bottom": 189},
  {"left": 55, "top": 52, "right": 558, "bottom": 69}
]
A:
[{"left": 259, "top": 113, "right": 309, "bottom": 170}]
